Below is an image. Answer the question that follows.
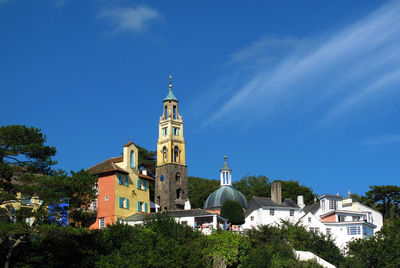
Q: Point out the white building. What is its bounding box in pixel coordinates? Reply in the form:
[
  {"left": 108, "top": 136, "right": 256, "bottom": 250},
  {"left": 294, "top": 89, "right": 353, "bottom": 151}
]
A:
[
  {"left": 243, "top": 181, "right": 303, "bottom": 229},
  {"left": 122, "top": 209, "right": 227, "bottom": 235},
  {"left": 299, "top": 193, "right": 383, "bottom": 249}
]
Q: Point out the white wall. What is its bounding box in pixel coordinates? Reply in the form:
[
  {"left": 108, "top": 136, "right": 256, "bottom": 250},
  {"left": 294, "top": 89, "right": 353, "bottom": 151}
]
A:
[{"left": 243, "top": 207, "right": 301, "bottom": 229}]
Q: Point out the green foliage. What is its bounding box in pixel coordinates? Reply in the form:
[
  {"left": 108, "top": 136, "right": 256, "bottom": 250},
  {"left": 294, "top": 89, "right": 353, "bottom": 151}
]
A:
[
  {"left": 137, "top": 145, "right": 156, "bottom": 177},
  {"left": 188, "top": 176, "right": 219, "bottom": 208},
  {"left": 203, "top": 230, "right": 250, "bottom": 267},
  {"left": 9, "top": 225, "right": 102, "bottom": 268},
  {"left": 345, "top": 219, "right": 400, "bottom": 267},
  {"left": 233, "top": 175, "right": 270, "bottom": 201},
  {"left": 233, "top": 176, "right": 316, "bottom": 205},
  {"left": 98, "top": 216, "right": 206, "bottom": 268},
  {"left": 220, "top": 200, "right": 245, "bottom": 225}
]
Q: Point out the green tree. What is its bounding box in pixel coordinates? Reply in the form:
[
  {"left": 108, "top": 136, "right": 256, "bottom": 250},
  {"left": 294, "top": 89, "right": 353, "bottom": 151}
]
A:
[
  {"left": 233, "top": 175, "right": 270, "bottom": 201},
  {"left": 233, "top": 175, "right": 316, "bottom": 205},
  {"left": 365, "top": 185, "right": 400, "bottom": 223},
  {"left": 220, "top": 200, "right": 245, "bottom": 225},
  {"left": 137, "top": 145, "right": 156, "bottom": 177},
  {"left": 0, "top": 125, "right": 98, "bottom": 268},
  {"left": 188, "top": 177, "right": 219, "bottom": 209},
  {"left": 345, "top": 219, "right": 400, "bottom": 267}
]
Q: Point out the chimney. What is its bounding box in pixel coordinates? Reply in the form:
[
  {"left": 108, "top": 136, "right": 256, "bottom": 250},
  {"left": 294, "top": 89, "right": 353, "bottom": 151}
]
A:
[
  {"left": 297, "top": 195, "right": 305, "bottom": 208},
  {"left": 141, "top": 169, "right": 147, "bottom": 176},
  {"left": 271, "top": 181, "right": 282, "bottom": 204}
]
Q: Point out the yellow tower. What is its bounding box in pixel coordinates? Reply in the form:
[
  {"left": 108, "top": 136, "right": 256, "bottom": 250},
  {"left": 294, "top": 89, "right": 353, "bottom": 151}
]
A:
[{"left": 155, "top": 76, "right": 188, "bottom": 211}]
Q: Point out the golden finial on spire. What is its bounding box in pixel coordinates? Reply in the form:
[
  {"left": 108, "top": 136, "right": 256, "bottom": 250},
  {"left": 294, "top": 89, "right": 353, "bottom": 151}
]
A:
[{"left": 169, "top": 75, "right": 172, "bottom": 88}]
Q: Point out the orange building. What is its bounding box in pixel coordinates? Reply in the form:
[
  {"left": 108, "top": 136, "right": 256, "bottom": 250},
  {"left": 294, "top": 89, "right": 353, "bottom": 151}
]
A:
[{"left": 88, "top": 142, "right": 153, "bottom": 229}]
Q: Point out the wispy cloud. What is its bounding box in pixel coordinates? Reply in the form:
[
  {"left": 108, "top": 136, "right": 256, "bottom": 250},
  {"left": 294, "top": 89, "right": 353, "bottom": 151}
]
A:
[
  {"left": 98, "top": 6, "right": 162, "bottom": 34},
  {"left": 362, "top": 134, "right": 400, "bottom": 146},
  {"left": 200, "top": 1, "right": 400, "bottom": 129}
]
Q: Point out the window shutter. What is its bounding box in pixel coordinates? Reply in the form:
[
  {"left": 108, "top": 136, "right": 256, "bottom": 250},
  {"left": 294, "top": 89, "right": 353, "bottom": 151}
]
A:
[
  {"left": 137, "top": 179, "right": 140, "bottom": 189},
  {"left": 137, "top": 201, "right": 141, "bottom": 212},
  {"left": 126, "top": 198, "right": 129, "bottom": 209},
  {"left": 117, "top": 174, "right": 122, "bottom": 184},
  {"left": 119, "top": 197, "right": 123, "bottom": 208},
  {"left": 144, "top": 181, "right": 147, "bottom": 191},
  {"left": 144, "top": 202, "right": 148, "bottom": 213},
  {"left": 125, "top": 176, "right": 129, "bottom": 186}
]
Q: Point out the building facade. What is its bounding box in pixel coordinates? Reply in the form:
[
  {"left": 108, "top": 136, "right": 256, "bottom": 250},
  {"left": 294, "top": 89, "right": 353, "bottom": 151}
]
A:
[
  {"left": 88, "top": 142, "right": 153, "bottom": 229},
  {"left": 155, "top": 77, "right": 189, "bottom": 211}
]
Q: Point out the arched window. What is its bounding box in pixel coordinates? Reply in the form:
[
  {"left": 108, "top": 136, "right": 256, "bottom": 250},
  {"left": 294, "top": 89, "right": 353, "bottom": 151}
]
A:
[
  {"left": 130, "top": 150, "right": 135, "bottom": 168},
  {"left": 176, "top": 173, "right": 181, "bottom": 183},
  {"left": 173, "top": 146, "right": 179, "bottom": 162},
  {"left": 163, "top": 147, "right": 167, "bottom": 162},
  {"left": 176, "top": 188, "right": 183, "bottom": 200}
]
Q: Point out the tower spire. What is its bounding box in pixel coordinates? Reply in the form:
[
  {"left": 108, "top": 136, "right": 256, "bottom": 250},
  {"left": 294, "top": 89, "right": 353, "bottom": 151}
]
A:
[
  {"left": 220, "top": 156, "right": 232, "bottom": 186},
  {"left": 164, "top": 75, "right": 178, "bottom": 101}
]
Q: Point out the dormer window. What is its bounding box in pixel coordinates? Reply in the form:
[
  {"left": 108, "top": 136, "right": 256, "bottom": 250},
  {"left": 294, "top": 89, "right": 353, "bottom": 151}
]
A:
[
  {"left": 130, "top": 150, "right": 135, "bottom": 168},
  {"left": 329, "top": 199, "right": 337, "bottom": 210}
]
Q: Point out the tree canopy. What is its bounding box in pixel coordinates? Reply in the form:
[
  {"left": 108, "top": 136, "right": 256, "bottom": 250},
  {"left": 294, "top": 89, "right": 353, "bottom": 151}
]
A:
[
  {"left": 220, "top": 200, "right": 245, "bottom": 225},
  {"left": 0, "top": 125, "right": 98, "bottom": 268},
  {"left": 232, "top": 175, "right": 315, "bottom": 205},
  {"left": 137, "top": 145, "right": 156, "bottom": 177},
  {"left": 188, "top": 177, "right": 219, "bottom": 209}
]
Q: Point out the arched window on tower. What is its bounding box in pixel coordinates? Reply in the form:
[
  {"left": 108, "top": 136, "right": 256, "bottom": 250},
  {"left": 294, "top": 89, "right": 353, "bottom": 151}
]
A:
[
  {"left": 130, "top": 150, "right": 135, "bottom": 168},
  {"left": 176, "top": 188, "right": 183, "bottom": 200},
  {"left": 173, "top": 146, "right": 179, "bottom": 162},
  {"left": 164, "top": 106, "right": 168, "bottom": 119},
  {"left": 173, "top": 106, "right": 177, "bottom": 119},
  {"left": 163, "top": 147, "right": 167, "bottom": 163},
  {"left": 176, "top": 173, "right": 181, "bottom": 184}
]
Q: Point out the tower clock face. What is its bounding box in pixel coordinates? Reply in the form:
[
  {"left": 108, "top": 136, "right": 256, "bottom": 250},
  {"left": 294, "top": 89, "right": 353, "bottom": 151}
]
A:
[{"left": 160, "top": 174, "right": 165, "bottom": 182}]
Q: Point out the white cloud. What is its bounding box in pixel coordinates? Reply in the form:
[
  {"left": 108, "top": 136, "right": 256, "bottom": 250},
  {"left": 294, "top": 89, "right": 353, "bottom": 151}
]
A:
[
  {"left": 362, "top": 134, "right": 400, "bottom": 146},
  {"left": 99, "top": 6, "right": 161, "bottom": 34},
  {"left": 201, "top": 1, "right": 400, "bottom": 128}
]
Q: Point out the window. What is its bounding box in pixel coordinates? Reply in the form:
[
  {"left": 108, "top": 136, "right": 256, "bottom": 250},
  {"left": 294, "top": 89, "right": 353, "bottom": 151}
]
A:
[
  {"left": 173, "top": 106, "right": 177, "bottom": 119},
  {"left": 250, "top": 216, "right": 254, "bottom": 221},
  {"left": 125, "top": 176, "right": 129, "bottom": 186},
  {"left": 290, "top": 210, "right": 294, "bottom": 216},
  {"left": 99, "top": 218, "right": 105, "bottom": 229},
  {"left": 105, "top": 195, "right": 109, "bottom": 201},
  {"left": 173, "top": 146, "right": 179, "bottom": 162},
  {"left": 137, "top": 179, "right": 147, "bottom": 190},
  {"left": 162, "top": 128, "right": 167, "bottom": 136},
  {"left": 164, "top": 106, "right": 168, "bottom": 118},
  {"left": 181, "top": 221, "right": 187, "bottom": 226},
  {"left": 162, "top": 147, "right": 167, "bottom": 162},
  {"left": 118, "top": 174, "right": 123, "bottom": 185},
  {"left": 339, "top": 215, "right": 346, "bottom": 222},
  {"left": 92, "top": 199, "right": 97, "bottom": 209},
  {"left": 137, "top": 201, "right": 148, "bottom": 212},
  {"left": 352, "top": 216, "right": 360, "bottom": 221},
  {"left": 130, "top": 150, "right": 135, "bottom": 168},
  {"left": 321, "top": 200, "right": 325, "bottom": 211},
  {"left": 329, "top": 199, "right": 337, "bottom": 210},
  {"left": 347, "top": 226, "right": 361, "bottom": 235},
  {"left": 326, "top": 228, "right": 331, "bottom": 235},
  {"left": 308, "top": 217, "right": 311, "bottom": 223},
  {"left": 270, "top": 209, "right": 275, "bottom": 216},
  {"left": 119, "top": 197, "right": 129, "bottom": 209},
  {"left": 309, "top": 227, "right": 319, "bottom": 233},
  {"left": 173, "top": 127, "right": 179, "bottom": 136}
]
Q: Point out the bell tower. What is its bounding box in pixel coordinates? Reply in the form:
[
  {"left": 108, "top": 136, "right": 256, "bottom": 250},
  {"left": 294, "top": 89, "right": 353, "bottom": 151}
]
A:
[{"left": 155, "top": 76, "right": 188, "bottom": 211}]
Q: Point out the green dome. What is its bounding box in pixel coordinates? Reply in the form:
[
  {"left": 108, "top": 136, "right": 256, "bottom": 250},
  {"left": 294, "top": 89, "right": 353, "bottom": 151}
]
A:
[{"left": 203, "top": 185, "right": 248, "bottom": 209}]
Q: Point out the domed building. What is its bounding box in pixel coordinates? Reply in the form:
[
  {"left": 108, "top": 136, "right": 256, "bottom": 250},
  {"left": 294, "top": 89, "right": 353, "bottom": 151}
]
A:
[{"left": 203, "top": 156, "right": 248, "bottom": 212}]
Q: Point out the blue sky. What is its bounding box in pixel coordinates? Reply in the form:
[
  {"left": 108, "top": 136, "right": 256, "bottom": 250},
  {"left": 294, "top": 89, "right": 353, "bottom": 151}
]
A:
[{"left": 1, "top": 0, "right": 400, "bottom": 196}]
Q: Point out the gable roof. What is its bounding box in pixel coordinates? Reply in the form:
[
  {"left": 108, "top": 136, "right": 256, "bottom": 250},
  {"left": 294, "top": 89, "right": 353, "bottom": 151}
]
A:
[
  {"left": 123, "top": 209, "right": 223, "bottom": 222},
  {"left": 139, "top": 174, "right": 155, "bottom": 181},
  {"left": 87, "top": 156, "right": 128, "bottom": 175},
  {"left": 302, "top": 202, "right": 320, "bottom": 215},
  {"left": 245, "top": 197, "right": 299, "bottom": 217}
]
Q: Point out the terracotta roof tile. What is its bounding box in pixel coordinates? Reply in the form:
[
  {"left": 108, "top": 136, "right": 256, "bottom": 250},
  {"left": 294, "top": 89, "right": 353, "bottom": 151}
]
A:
[
  {"left": 139, "top": 174, "right": 155, "bottom": 181},
  {"left": 87, "top": 157, "right": 128, "bottom": 175}
]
